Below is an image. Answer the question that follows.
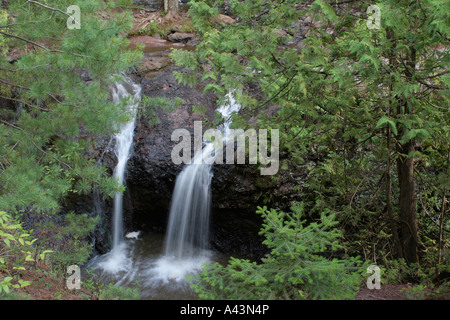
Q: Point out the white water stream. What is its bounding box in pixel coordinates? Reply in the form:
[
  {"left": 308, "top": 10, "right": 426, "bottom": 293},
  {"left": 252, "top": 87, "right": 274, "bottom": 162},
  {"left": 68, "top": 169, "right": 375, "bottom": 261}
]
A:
[
  {"left": 90, "top": 76, "right": 141, "bottom": 274},
  {"left": 159, "top": 91, "right": 242, "bottom": 277},
  {"left": 87, "top": 91, "right": 241, "bottom": 299}
]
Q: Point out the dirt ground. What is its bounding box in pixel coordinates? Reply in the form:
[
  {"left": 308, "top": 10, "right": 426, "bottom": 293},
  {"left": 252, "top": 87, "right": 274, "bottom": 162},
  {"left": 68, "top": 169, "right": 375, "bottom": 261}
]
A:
[{"left": 10, "top": 270, "right": 449, "bottom": 300}]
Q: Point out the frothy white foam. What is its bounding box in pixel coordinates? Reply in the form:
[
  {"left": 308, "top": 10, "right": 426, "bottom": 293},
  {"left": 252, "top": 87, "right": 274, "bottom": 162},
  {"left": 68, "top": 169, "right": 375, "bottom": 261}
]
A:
[
  {"left": 146, "top": 252, "right": 212, "bottom": 283},
  {"left": 94, "top": 242, "right": 132, "bottom": 275}
]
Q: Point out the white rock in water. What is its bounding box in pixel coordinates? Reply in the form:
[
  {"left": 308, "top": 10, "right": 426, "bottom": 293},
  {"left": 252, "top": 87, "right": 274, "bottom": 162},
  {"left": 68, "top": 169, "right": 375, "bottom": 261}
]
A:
[{"left": 125, "top": 231, "right": 141, "bottom": 239}]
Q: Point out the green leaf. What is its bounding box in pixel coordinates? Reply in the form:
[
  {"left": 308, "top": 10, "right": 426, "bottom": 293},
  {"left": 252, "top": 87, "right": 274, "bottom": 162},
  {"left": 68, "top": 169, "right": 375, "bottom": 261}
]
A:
[
  {"left": 312, "top": 0, "right": 338, "bottom": 22},
  {"left": 400, "top": 129, "right": 431, "bottom": 144},
  {"left": 376, "top": 116, "right": 398, "bottom": 135}
]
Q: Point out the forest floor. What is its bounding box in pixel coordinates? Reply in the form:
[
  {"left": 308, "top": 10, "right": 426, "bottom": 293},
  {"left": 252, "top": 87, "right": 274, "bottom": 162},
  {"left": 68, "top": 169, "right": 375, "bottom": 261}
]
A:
[
  {"left": 355, "top": 284, "right": 444, "bottom": 300},
  {"left": 5, "top": 263, "right": 448, "bottom": 300},
  {"left": 9, "top": 273, "right": 450, "bottom": 300}
]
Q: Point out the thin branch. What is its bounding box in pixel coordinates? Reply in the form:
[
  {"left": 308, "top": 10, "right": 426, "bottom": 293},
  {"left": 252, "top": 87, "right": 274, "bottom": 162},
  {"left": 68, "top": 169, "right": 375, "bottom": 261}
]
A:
[
  {"left": 0, "top": 94, "right": 50, "bottom": 112},
  {"left": 0, "top": 11, "right": 55, "bottom": 28},
  {"left": 0, "top": 64, "right": 49, "bottom": 73},
  {"left": 0, "top": 77, "right": 30, "bottom": 90},
  {"left": 26, "top": 0, "right": 71, "bottom": 18},
  {"left": 0, "top": 120, "right": 75, "bottom": 172},
  {"left": 417, "top": 78, "right": 445, "bottom": 90},
  {"left": 0, "top": 31, "right": 92, "bottom": 59},
  {"left": 349, "top": 175, "right": 368, "bottom": 208}
]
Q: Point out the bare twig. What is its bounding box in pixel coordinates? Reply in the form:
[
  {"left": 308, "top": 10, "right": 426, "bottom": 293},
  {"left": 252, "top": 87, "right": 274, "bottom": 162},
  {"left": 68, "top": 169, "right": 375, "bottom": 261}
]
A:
[{"left": 26, "top": 0, "right": 71, "bottom": 18}]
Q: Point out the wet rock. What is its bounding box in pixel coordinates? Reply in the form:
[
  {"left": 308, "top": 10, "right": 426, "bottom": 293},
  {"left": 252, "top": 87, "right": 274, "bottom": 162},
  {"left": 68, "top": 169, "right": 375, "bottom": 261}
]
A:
[
  {"left": 210, "top": 208, "right": 269, "bottom": 259},
  {"left": 167, "top": 32, "right": 194, "bottom": 43},
  {"left": 121, "top": 61, "right": 306, "bottom": 257},
  {"left": 138, "top": 52, "right": 173, "bottom": 78},
  {"left": 128, "top": 35, "right": 185, "bottom": 51},
  {"left": 67, "top": 49, "right": 306, "bottom": 258},
  {"left": 133, "top": 0, "right": 163, "bottom": 10},
  {"left": 125, "top": 64, "right": 218, "bottom": 232}
]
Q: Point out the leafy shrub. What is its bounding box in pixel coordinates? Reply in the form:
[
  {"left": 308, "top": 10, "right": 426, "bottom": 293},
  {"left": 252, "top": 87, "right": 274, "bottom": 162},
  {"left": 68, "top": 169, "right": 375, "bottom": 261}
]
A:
[
  {"left": 188, "top": 203, "right": 365, "bottom": 300},
  {"left": 37, "top": 212, "right": 99, "bottom": 275},
  {"left": 402, "top": 284, "right": 429, "bottom": 300},
  {"left": 98, "top": 283, "right": 140, "bottom": 300},
  {"left": 140, "top": 96, "right": 183, "bottom": 126},
  {"left": 136, "top": 22, "right": 166, "bottom": 37},
  {"left": 0, "top": 211, "right": 51, "bottom": 295}
]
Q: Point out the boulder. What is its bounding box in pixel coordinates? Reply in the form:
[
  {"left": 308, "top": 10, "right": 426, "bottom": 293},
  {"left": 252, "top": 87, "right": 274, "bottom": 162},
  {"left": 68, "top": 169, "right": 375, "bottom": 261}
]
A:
[
  {"left": 128, "top": 35, "right": 185, "bottom": 52},
  {"left": 214, "top": 14, "right": 235, "bottom": 24},
  {"left": 137, "top": 51, "right": 173, "bottom": 78},
  {"left": 167, "top": 32, "right": 195, "bottom": 43}
]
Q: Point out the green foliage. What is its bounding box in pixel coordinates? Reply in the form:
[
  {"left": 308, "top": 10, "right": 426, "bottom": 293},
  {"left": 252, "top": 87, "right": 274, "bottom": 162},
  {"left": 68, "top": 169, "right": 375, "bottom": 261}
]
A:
[
  {"left": 134, "top": 22, "right": 166, "bottom": 37},
  {"left": 0, "top": 9, "right": 8, "bottom": 55},
  {"left": 81, "top": 267, "right": 140, "bottom": 300},
  {"left": 401, "top": 284, "right": 429, "bottom": 300},
  {"left": 0, "top": 211, "right": 52, "bottom": 295},
  {"left": 140, "top": 96, "right": 183, "bottom": 126},
  {"left": 176, "top": 0, "right": 449, "bottom": 279},
  {"left": 378, "top": 258, "right": 411, "bottom": 285},
  {"left": 192, "top": 104, "right": 207, "bottom": 116},
  {"left": 0, "top": 0, "right": 142, "bottom": 214},
  {"left": 189, "top": 203, "right": 364, "bottom": 300},
  {"left": 98, "top": 283, "right": 140, "bottom": 300},
  {"left": 36, "top": 212, "right": 99, "bottom": 274}
]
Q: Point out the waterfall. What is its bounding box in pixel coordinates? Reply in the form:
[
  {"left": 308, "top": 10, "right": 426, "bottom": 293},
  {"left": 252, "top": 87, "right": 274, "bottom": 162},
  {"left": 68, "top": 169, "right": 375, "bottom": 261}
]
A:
[
  {"left": 163, "top": 145, "right": 214, "bottom": 258},
  {"left": 110, "top": 79, "right": 141, "bottom": 251},
  {"left": 92, "top": 76, "right": 141, "bottom": 274},
  {"left": 162, "top": 92, "right": 241, "bottom": 262}
]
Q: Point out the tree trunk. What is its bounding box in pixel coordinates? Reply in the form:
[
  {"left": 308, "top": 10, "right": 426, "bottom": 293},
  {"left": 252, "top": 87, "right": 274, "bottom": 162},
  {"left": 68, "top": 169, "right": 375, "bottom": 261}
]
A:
[
  {"left": 436, "top": 151, "right": 448, "bottom": 279},
  {"left": 386, "top": 29, "right": 403, "bottom": 259},
  {"left": 396, "top": 139, "right": 418, "bottom": 264},
  {"left": 394, "top": 43, "right": 419, "bottom": 265},
  {"left": 386, "top": 127, "right": 403, "bottom": 259},
  {"left": 164, "top": 0, "right": 179, "bottom": 20}
]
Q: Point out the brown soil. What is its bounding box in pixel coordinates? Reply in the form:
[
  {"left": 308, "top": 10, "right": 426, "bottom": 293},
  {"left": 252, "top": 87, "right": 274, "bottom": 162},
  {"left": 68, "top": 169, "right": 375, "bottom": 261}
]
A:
[
  {"left": 8, "top": 267, "right": 448, "bottom": 300},
  {"left": 356, "top": 284, "right": 412, "bottom": 300},
  {"left": 1, "top": 265, "right": 95, "bottom": 300},
  {"left": 356, "top": 284, "right": 450, "bottom": 300}
]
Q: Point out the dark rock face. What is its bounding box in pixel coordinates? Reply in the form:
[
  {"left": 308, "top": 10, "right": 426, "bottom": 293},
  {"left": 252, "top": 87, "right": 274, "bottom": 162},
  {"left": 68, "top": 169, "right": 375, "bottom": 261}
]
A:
[
  {"left": 132, "top": 0, "right": 190, "bottom": 10},
  {"left": 133, "top": 0, "right": 163, "bottom": 10},
  {"left": 121, "top": 63, "right": 305, "bottom": 258},
  {"left": 77, "top": 52, "right": 305, "bottom": 259},
  {"left": 126, "top": 64, "right": 217, "bottom": 231}
]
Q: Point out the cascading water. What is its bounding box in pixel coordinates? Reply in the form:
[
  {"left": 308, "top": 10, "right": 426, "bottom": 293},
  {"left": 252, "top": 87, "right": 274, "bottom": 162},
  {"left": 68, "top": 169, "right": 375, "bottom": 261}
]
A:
[
  {"left": 92, "top": 76, "right": 141, "bottom": 273},
  {"left": 163, "top": 144, "right": 213, "bottom": 259},
  {"left": 155, "top": 92, "right": 242, "bottom": 280},
  {"left": 111, "top": 79, "right": 141, "bottom": 251},
  {"left": 87, "top": 91, "right": 240, "bottom": 299}
]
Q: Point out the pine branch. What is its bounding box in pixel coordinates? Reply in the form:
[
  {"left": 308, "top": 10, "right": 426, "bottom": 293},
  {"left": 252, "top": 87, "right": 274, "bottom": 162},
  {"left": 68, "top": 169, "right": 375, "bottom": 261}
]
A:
[
  {"left": 0, "top": 31, "right": 92, "bottom": 59},
  {"left": 0, "top": 120, "right": 75, "bottom": 173},
  {"left": 0, "top": 11, "right": 55, "bottom": 28},
  {"left": 26, "top": 0, "right": 72, "bottom": 18}
]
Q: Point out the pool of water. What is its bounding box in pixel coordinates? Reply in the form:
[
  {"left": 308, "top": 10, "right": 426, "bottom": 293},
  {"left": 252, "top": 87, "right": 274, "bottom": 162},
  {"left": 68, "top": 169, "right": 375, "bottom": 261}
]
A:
[{"left": 85, "top": 232, "right": 230, "bottom": 300}]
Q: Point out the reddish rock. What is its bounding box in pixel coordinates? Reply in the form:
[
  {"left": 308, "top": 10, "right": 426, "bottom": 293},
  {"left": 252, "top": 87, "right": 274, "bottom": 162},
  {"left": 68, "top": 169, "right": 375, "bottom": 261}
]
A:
[
  {"left": 128, "top": 35, "right": 184, "bottom": 51},
  {"left": 214, "top": 14, "right": 235, "bottom": 24}
]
